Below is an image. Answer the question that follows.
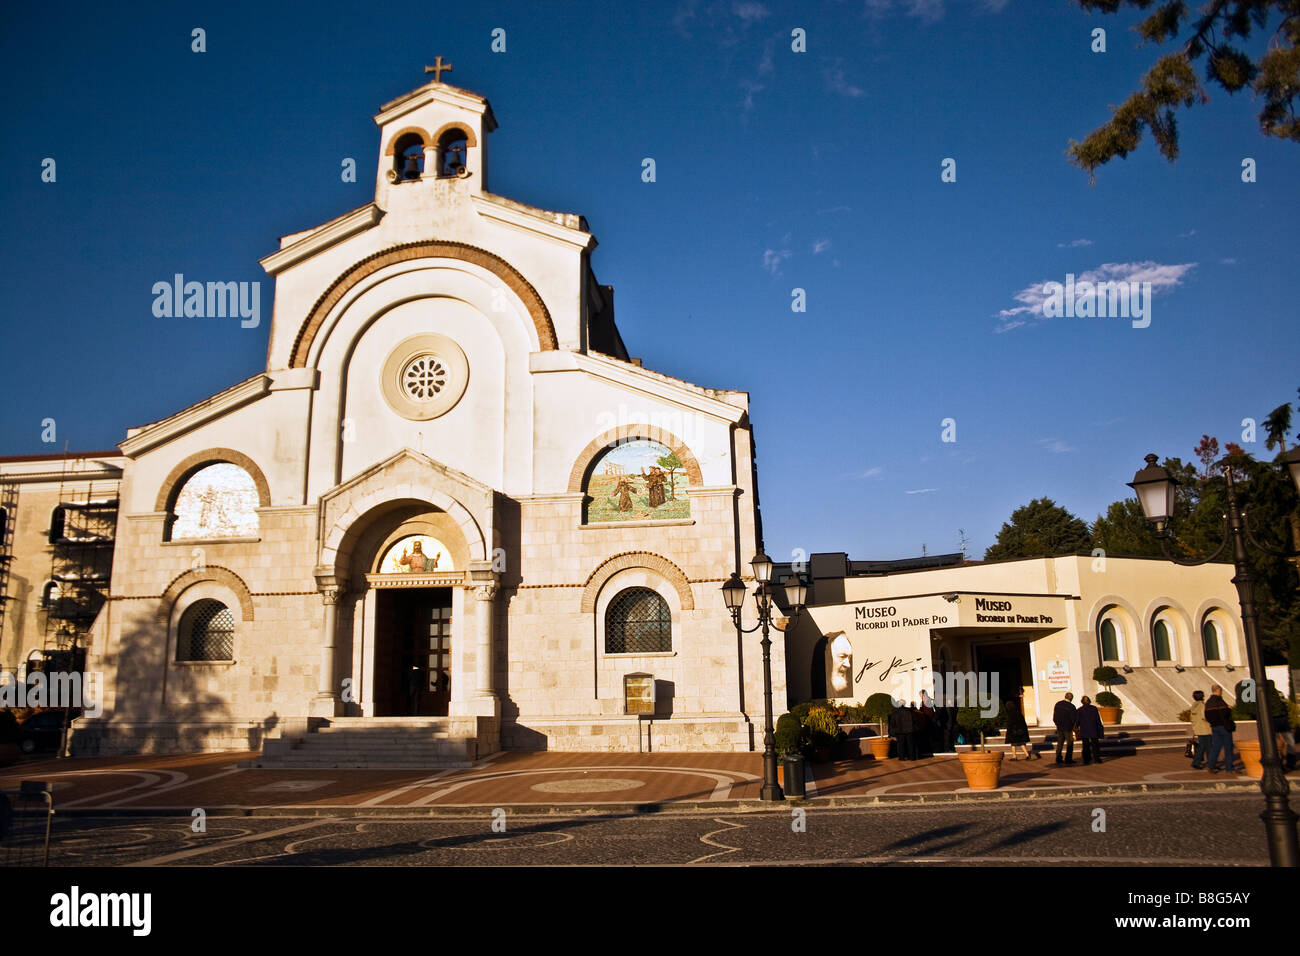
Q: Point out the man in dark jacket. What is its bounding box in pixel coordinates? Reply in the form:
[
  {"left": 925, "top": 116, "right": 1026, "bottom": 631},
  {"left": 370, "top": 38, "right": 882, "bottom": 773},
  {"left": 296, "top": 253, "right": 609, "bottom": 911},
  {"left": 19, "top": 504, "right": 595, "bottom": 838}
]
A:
[
  {"left": 1053, "top": 692, "right": 1078, "bottom": 765},
  {"left": 1203, "top": 684, "right": 1235, "bottom": 773},
  {"left": 1075, "top": 695, "right": 1105, "bottom": 765},
  {"left": 889, "top": 703, "right": 916, "bottom": 761}
]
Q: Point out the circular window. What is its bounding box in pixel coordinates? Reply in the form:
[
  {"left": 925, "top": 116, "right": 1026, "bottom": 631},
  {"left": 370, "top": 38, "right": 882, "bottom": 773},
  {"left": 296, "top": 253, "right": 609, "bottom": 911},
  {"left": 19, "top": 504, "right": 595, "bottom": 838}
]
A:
[
  {"left": 381, "top": 333, "right": 469, "bottom": 421},
  {"left": 402, "top": 354, "right": 448, "bottom": 401}
]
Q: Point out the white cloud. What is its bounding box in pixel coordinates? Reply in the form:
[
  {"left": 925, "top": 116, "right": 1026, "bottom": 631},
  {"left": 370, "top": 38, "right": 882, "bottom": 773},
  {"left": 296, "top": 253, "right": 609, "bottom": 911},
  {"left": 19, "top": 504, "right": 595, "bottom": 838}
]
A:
[
  {"left": 825, "top": 65, "right": 866, "bottom": 98},
  {"left": 1036, "top": 438, "right": 1076, "bottom": 454},
  {"left": 733, "top": 1, "right": 770, "bottom": 22},
  {"left": 994, "top": 260, "right": 1196, "bottom": 332},
  {"left": 741, "top": 80, "right": 765, "bottom": 112},
  {"left": 762, "top": 248, "right": 792, "bottom": 275},
  {"left": 1177, "top": 229, "right": 1197, "bottom": 238},
  {"left": 861, "top": 466, "right": 884, "bottom": 478},
  {"left": 812, "top": 238, "right": 832, "bottom": 254},
  {"left": 1056, "top": 238, "right": 1092, "bottom": 248},
  {"left": 905, "top": 487, "right": 939, "bottom": 495},
  {"left": 1220, "top": 257, "right": 1237, "bottom": 265}
]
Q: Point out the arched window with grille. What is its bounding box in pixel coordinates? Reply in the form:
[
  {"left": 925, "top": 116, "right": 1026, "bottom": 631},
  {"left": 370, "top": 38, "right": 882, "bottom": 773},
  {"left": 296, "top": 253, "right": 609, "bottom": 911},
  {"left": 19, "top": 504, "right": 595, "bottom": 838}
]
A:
[
  {"left": 605, "top": 587, "right": 672, "bottom": 654},
  {"left": 1202, "top": 618, "right": 1223, "bottom": 662},
  {"left": 177, "top": 599, "right": 236, "bottom": 662}
]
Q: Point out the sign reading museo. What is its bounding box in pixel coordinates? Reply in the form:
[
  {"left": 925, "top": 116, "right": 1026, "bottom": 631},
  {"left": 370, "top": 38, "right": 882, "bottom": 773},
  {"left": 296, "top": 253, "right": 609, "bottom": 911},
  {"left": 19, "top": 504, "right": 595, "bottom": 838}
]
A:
[
  {"left": 972, "top": 596, "right": 1054, "bottom": 626},
  {"left": 853, "top": 604, "right": 950, "bottom": 630}
]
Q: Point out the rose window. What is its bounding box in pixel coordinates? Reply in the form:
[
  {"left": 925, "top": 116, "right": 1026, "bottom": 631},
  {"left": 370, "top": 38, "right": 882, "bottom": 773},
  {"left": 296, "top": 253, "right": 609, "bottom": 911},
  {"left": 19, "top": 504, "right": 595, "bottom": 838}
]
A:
[{"left": 401, "top": 354, "right": 448, "bottom": 401}]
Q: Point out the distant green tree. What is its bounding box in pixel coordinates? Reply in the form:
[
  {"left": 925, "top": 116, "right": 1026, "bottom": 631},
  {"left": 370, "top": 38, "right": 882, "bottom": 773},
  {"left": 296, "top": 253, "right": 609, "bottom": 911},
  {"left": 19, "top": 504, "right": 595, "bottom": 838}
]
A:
[
  {"left": 1091, "top": 497, "right": 1163, "bottom": 557},
  {"left": 984, "top": 498, "right": 1093, "bottom": 561},
  {"left": 1068, "top": 1, "right": 1300, "bottom": 182},
  {"left": 657, "top": 451, "right": 684, "bottom": 500}
]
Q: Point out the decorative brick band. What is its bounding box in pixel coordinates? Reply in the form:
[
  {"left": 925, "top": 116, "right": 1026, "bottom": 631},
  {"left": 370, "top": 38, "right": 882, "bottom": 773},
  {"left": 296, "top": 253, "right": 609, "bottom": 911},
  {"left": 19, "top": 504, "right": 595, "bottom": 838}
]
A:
[
  {"left": 156, "top": 565, "right": 256, "bottom": 624},
  {"left": 289, "top": 241, "right": 557, "bottom": 368},
  {"left": 431, "top": 122, "right": 479, "bottom": 148},
  {"left": 566, "top": 425, "right": 703, "bottom": 494},
  {"left": 383, "top": 126, "right": 433, "bottom": 155},
  {"left": 154, "top": 447, "right": 272, "bottom": 513},
  {"left": 579, "top": 551, "right": 695, "bottom": 612}
]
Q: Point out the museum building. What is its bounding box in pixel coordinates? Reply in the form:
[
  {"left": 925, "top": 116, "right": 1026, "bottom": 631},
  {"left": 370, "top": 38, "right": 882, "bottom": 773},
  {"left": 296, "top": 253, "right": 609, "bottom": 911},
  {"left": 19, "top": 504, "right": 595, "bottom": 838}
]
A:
[{"left": 777, "top": 551, "right": 1246, "bottom": 724}]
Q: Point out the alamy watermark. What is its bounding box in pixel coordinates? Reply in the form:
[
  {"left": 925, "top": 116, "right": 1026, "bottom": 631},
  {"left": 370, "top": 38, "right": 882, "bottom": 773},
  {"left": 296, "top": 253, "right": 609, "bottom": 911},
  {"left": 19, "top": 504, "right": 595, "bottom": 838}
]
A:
[
  {"left": 152, "top": 274, "right": 260, "bottom": 328},
  {"left": 0, "top": 670, "right": 103, "bottom": 718},
  {"left": 1041, "top": 273, "right": 1151, "bottom": 328}
]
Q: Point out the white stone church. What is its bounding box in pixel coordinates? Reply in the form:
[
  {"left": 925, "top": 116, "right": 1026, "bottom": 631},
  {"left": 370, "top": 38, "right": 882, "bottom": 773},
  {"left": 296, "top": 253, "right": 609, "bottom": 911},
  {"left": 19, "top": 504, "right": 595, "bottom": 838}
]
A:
[{"left": 77, "top": 75, "right": 773, "bottom": 760}]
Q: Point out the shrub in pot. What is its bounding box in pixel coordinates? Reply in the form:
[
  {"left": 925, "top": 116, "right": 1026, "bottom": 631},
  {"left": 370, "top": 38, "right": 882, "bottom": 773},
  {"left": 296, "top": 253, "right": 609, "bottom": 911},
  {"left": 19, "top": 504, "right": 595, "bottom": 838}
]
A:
[
  {"left": 862, "top": 692, "right": 895, "bottom": 759},
  {"left": 955, "top": 705, "right": 1005, "bottom": 789},
  {"left": 1092, "top": 667, "right": 1122, "bottom": 723}
]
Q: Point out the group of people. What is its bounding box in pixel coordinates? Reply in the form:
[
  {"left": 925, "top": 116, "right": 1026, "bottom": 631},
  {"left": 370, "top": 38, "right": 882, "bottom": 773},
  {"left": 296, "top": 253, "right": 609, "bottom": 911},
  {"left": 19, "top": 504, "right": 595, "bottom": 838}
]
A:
[
  {"left": 1185, "top": 685, "right": 1238, "bottom": 772},
  {"left": 887, "top": 693, "right": 956, "bottom": 760},
  {"left": 1050, "top": 692, "right": 1108, "bottom": 765}
]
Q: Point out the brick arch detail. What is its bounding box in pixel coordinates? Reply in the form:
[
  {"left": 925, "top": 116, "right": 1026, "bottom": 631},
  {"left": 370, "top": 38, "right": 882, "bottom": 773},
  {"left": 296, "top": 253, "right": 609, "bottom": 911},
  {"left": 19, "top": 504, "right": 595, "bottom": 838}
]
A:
[
  {"left": 432, "top": 122, "right": 478, "bottom": 147},
  {"left": 566, "top": 426, "right": 704, "bottom": 494},
  {"left": 155, "top": 447, "right": 272, "bottom": 513},
  {"left": 383, "top": 126, "right": 433, "bottom": 155},
  {"left": 289, "top": 241, "right": 557, "bottom": 368},
  {"left": 156, "top": 566, "right": 255, "bottom": 625},
  {"left": 320, "top": 486, "right": 486, "bottom": 571},
  {"left": 580, "top": 551, "right": 695, "bottom": 613}
]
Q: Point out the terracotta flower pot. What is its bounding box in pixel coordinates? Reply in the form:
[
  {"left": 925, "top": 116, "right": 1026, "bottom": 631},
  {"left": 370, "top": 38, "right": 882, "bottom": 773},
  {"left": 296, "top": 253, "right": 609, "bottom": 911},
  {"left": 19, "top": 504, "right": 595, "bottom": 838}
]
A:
[
  {"left": 1235, "top": 737, "right": 1285, "bottom": 779},
  {"left": 1097, "top": 706, "right": 1121, "bottom": 725},
  {"left": 867, "top": 736, "right": 892, "bottom": 761},
  {"left": 957, "top": 750, "right": 1004, "bottom": 790}
]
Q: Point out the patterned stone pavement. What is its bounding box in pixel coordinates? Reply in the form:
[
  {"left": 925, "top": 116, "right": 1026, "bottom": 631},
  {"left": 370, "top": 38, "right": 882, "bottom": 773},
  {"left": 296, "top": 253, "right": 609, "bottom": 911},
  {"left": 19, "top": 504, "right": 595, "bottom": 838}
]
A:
[{"left": 2, "top": 746, "right": 1291, "bottom": 814}]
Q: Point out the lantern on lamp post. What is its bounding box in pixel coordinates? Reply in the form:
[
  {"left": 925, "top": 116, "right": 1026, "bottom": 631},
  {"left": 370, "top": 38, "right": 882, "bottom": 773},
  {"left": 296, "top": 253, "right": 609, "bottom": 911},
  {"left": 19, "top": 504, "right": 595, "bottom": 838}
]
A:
[
  {"left": 1128, "top": 452, "right": 1300, "bottom": 867},
  {"left": 721, "top": 552, "right": 807, "bottom": 801}
]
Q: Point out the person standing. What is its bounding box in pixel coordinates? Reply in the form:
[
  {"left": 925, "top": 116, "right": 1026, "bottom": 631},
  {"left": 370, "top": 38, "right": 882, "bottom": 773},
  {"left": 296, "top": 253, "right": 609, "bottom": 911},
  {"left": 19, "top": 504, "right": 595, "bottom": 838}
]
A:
[
  {"left": 1188, "top": 690, "right": 1212, "bottom": 769},
  {"left": 1053, "top": 692, "right": 1077, "bottom": 765},
  {"left": 1203, "top": 684, "right": 1236, "bottom": 773},
  {"left": 1004, "top": 696, "right": 1037, "bottom": 760},
  {"left": 1076, "top": 695, "right": 1105, "bottom": 765}
]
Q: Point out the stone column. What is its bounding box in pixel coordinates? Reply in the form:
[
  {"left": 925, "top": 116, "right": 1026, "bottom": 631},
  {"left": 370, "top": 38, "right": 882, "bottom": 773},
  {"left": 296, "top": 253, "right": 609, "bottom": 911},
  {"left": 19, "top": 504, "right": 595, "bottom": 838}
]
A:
[
  {"left": 310, "top": 584, "right": 344, "bottom": 718},
  {"left": 422, "top": 145, "right": 438, "bottom": 179},
  {"left": 472, "top": 583, "right": 499, "bottom": 717}
]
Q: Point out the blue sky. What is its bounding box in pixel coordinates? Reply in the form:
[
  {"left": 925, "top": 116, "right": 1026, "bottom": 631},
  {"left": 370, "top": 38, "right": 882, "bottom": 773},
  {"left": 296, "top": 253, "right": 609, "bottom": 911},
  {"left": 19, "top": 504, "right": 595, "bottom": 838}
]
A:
[{"left": 1, "top": 0, "right": 1296, "bottom": 562}]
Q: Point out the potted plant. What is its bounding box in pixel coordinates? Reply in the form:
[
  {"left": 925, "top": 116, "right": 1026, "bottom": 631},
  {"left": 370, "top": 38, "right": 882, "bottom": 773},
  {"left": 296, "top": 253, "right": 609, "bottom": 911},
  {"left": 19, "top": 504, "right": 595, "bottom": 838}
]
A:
[
  {"left": 775, "top": 712, "right": 807, "bottom": 789},
  {"left": 1093, "top": 666, "right": 1122, "bottom": 724},
  {"left": 862, "top": 692, "right": 895, "bottom": 760},
  {"left": 804, "top": 705, "right": 839, "bottom": 763},
  {"left": 955, "top": 705, "right": 1005, "bottom": 790},
  {"left": 1230, "top": 679, "right": 1288, "bottom": 779}
]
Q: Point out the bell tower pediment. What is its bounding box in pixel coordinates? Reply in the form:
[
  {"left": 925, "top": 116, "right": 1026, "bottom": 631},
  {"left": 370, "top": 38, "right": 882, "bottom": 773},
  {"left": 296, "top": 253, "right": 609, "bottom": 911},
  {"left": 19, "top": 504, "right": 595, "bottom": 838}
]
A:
[{"left": 373, "top": 68, "right": 497, "bottom": 205}]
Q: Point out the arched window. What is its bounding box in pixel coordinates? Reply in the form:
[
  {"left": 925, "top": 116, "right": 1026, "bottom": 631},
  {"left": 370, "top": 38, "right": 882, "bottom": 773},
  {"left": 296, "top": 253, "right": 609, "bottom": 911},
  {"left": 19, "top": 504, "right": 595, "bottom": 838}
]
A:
[
  {"left": 437, "top": 127, "right": 468, "bottom": 177},
  {"left": 41, "top": 580, "right": 61, "bottom": 608},
  {"left": 167, "top": 462, "right": 259, "bottom": 540},
  {"left": 1202, "top": 619, "right": 1223, "bottom": 662},
  {"left": 605, "top": 587, "right": 671, "bottom": 654},
  {"left": 0, "top": 506, "right": 7, "bottom": 542},
  {"left": 48, "top": 506, "right": 66, "bottom": 543},
  {"left": 1099, "top": 617, "right": 1122, "bottom": 662},
  {"left": 177, "top": 599, "right": 236, "bottom": 662},
  {"left": 392, "top": 132, "right": 425, "bottom": 181},
  {"left": 1152, "top": 619, "right": 1173, "bottom": 662},
  {"left": 584, "top": 438, "right": 691, "bottom": 523}
]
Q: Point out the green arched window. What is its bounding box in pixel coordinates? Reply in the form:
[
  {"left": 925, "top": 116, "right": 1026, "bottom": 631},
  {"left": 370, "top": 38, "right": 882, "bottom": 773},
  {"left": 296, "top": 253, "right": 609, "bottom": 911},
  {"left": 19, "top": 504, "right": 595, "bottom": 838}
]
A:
[
  {"left": 1202, "top": 619, "right": 1222, "bottom": 662},
  {"left": 1153, "top": 619, "right": 1173, "bottom": 662},
  {"left": 1100, "top": 618, "right": 1121, "bottom": 661}
]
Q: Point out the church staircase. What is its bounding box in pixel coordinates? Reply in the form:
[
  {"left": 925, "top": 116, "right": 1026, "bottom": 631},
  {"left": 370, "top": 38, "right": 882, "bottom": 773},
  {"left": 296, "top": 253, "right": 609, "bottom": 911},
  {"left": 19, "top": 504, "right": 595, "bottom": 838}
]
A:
[{"left": 250, "top": 717, "right": 492, "bottom": 769}]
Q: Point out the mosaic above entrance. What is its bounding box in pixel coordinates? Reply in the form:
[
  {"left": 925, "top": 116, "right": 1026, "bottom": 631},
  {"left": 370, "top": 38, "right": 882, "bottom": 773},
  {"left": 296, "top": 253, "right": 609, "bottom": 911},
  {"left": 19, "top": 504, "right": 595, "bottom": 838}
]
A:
[
  {"left": 379, "top": 534, "right": 455, "bottom": 573},
  {"left": 585, "top": 439, "right": 690, "bottom": 523}
]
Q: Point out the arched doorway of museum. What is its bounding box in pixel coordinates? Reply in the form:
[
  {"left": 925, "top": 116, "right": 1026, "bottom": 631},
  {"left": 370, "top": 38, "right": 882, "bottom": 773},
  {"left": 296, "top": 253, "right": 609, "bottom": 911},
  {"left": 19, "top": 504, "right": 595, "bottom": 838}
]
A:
[{"left": 374, "top": 587, "right": 454, "bottom": 716}]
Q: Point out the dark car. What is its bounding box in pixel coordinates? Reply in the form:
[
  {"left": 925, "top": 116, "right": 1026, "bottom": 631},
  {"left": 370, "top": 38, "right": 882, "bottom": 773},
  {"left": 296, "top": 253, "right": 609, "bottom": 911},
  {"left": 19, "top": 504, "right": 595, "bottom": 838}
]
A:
[{"left": 17, "top": 711, "right": 70, "bottom": 754}]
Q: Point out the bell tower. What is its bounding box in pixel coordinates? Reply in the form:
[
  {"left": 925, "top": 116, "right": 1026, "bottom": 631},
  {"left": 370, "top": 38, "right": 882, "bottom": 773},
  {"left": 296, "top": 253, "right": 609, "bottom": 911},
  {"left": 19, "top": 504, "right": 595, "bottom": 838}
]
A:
[{"left": 372, "top": 59, "right": 497, "bottom": 207}]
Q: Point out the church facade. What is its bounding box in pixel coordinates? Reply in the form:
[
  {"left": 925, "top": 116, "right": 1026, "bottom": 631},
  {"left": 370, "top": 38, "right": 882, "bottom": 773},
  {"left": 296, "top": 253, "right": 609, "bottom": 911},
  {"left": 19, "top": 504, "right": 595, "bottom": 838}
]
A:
[{"left": 71, "top": 77, "right": 773, "bottom": 757}]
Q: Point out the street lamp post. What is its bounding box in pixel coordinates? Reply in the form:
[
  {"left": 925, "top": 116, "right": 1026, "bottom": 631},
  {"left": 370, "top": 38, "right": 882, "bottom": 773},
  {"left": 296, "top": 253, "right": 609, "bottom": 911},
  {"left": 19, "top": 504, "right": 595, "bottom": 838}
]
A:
[
  {"left": 722, "top": 552, "right": 808, "bottom": 802},
  {"left": 1128, "top": 452, "right": 1300, "bottom": 867}
]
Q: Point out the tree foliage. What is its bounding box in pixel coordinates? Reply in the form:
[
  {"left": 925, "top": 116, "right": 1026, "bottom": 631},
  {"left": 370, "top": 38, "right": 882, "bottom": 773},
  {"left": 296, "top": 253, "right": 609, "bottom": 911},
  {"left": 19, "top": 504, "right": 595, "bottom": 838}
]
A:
[
  {"left": 1069, "top": 1, "right": 1300, "bottom": 181},
  {"left": 1089, "top": 387, "right": 1300, "bottom": 665},
  {"left": 984, "top": 497, "right": 1093, "bottom": 560}
]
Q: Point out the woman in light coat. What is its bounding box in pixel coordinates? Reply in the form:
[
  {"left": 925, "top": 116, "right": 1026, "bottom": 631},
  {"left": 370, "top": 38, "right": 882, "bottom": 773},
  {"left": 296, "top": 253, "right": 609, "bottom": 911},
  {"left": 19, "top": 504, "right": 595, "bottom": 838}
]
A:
[{"left": 1188, "top": 690, "right": 1212, "bottom": 769}]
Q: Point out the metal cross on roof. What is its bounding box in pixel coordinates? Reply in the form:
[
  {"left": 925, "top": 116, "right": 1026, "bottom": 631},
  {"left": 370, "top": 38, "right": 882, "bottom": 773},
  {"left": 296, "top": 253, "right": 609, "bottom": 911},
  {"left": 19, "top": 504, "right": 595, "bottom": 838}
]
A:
[{"left": 425, "top": 56, "right": 453, "bottom": 83}]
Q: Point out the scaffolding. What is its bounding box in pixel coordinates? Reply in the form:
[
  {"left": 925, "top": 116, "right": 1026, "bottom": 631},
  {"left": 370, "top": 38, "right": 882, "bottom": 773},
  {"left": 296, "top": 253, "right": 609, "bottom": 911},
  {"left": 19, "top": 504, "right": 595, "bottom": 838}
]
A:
[
  {"left": 36, "top": 457, "right": 118, "bottom": 742},
  {"left": 0, "top": 479, "right": 14, "bottom": 648}
]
